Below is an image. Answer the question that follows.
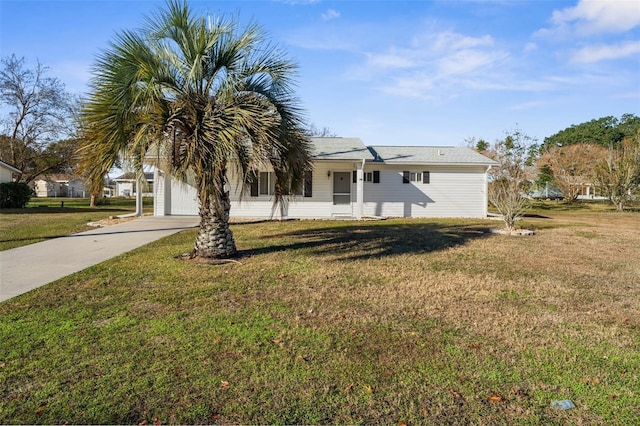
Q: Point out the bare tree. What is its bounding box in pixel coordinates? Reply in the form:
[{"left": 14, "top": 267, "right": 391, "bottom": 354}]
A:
[
  {"left": 486, "top": 130, "right": 537, "bottom": 231},
  {"left": 595, "top": 134, "right": 640, "bottom": 211},
  {"left": 538, "top": 143, "right": 607, "bottom": 202},
  {"left": 305, "top": 123, "right": 337, "bottom": 137},
  {"left": 0, "top": 55, "right": 75, "bottom": 182}
]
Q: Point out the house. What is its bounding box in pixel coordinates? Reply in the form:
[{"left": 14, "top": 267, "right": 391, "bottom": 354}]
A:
[
  {"left": 0, "top": 160, "right": 21, "bottom": 183},
  {"left": 114, "top": 172, "right": 154, "bottom": 197},
  {"left": 33, "top": 175, "right": 88, "bottom": 197},
  {"left": 151, "top": 137, "right": 498, "bottom": 219}
]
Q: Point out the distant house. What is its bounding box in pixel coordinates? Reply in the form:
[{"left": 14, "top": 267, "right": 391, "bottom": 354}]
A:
[
  {"left": 0, "top": 160, "right": 21, "bottom": 183},
  {"left": 150, "top": 137, "right": 498, "bottom": 219},
  {"left": 114, "top": 172, "right": 154, "bottom": 197},
  {"left": 33, "top": 175, "right": 88, "bottom": 197}
]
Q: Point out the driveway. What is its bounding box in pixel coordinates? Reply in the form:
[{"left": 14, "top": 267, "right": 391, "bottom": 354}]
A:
[{"left": 0, "top": 216, "right": 199, "bottom": 302}]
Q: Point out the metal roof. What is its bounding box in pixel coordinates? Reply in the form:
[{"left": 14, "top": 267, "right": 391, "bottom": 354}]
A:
[
  {"left": 368, "top": 146, "right": 498, "bottom": 166},
  {"left": 310, "top": 137, "right": 375, "bottom": 161}
]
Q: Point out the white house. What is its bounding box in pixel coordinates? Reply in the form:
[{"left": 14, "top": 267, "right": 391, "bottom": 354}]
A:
[
  {"left": 33, "top": 175, "right": 88, "bottom": 197},
  {"left": 0, "top": 160, "right": 21, "bottom": 183},
  {"left": 151, "top": 137, "right": 497, "bottom": 219},
  {"left": 114, "top": 172, "right": 154, "bottom": 197}
]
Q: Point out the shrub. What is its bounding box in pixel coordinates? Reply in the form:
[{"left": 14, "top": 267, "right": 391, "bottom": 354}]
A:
[
  {"left": 95, "top": 197, "right": 110, "bottom": 206},
  {"left": 0, "top": 182, "right": 33, "bottom": 208}
]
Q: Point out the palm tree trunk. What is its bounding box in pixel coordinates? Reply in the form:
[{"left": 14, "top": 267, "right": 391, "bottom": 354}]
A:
[{"left": 193, "top": 191, "right": 237, "bottom": 259}]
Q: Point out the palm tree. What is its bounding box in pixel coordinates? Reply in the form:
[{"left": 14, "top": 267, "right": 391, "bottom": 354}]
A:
[{"left": 80, "top": 0, "right": 312, "bottom": 259}]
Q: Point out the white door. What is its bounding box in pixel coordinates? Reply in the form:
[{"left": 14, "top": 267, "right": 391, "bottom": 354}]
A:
[{"left": 332, "top": 171, "right": 352, "bottom": 216}]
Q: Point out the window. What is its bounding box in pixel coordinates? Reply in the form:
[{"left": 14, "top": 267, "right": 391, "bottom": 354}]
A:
[
  {"left": 403, "top": 170, "right": 428, "bottom": 184},
  {"left": 353, "top": 171, "right": 381, "bottom": 183},
  {"left": 252, "top": 171, "right": 312, "bottom": 197},
  {"left": 294, "top": 170, "right": 313, "bottom": 197},
  {"left": 259, "top": 172, "right": 275, "bottom": 195}
]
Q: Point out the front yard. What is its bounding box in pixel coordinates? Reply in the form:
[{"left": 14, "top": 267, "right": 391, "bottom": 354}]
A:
[{"left": 0, "top": 205, "right": 638, "bottom": 424}]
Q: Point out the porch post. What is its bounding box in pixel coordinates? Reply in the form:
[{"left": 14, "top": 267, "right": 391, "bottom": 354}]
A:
[
  {"left": 356, "top": 160, "right": 364, "bottom": 220},
  {"left": 135, "top": 176, "right": 143, "bottom": 217}
]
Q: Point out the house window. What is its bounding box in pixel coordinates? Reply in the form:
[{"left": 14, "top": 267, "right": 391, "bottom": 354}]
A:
[
  {"left": 403, "top": 171, "right": 428, "bottom": 184},
  {"left": 293, "top": 170, "right": 313, "bottom": 197},
  {"left": 259, "top": 172, "right": 276, "bottom": 195},
  {"left": 252, "top": 171, "right": 312, "bottom": 197},
  {"left": 364, "top": 172, "right": 372, "bottom": 182}
]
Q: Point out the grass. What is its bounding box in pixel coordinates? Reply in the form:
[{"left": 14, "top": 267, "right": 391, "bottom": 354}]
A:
[
  {"left": 0, "top": 197, "right": 153, "bottom": 251},
  {"left": 0, "top": 203, "right": 639, "bottom": 424}
]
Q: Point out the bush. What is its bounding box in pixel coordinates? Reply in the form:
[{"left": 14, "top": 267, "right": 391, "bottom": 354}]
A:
[
  {"left": 95, "top": 197, "right": 110, "bottom": 206},
  {"left": 0, "top": 182, "right": 33, "bottom": 208}
]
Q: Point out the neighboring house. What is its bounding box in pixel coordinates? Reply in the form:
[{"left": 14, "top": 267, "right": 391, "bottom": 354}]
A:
[
  {"left": 33, "top": 175, "right": 88, "bottom": 197},
  {"left": 150, "top": 137, "right": 498, "bottom": 219},
  {"left": 114, "top": 172, "right": 154, "bottom": 197},
  {"left": 0, "top": 160, "right": 21, "bottom": 183}
]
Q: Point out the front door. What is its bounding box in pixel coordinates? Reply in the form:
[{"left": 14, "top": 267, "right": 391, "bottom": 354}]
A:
[{"left": 332, "top": 171, "right": 352, "bottom": 216}]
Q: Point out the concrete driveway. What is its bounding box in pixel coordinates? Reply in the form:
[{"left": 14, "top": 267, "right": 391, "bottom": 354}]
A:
[{"left": 0, "top": 216, "right": 198, "bottom": 302}]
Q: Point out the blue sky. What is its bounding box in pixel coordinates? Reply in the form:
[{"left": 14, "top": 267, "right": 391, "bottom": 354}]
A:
[{"left": 1, "top": 0, "right": 639, "bottom": 146}]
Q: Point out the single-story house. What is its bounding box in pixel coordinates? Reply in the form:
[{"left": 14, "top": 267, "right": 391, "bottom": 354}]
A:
[
  {"left": 33, "top": 175, "right": 88, "bottom": 197},
  {"left": 0, "top": 160, "right": 21, "bottom": 183},
  {"left": 150, "top": 137, "right": 498, "bottom": 219},
  {"left": 114, "top": 172, "right": 154, "bottom": 197}
]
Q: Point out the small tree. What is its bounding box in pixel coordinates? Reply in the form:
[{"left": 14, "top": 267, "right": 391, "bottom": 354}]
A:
[
  {"left": 538, "top": 143, "right": 607, "bottom": 202},
  {"left": 595, "top": 134, "right": 640, "bottom": 211},
  {"left": 487, "top": 130, "right": 537, "bottom": 231},
  {"left": 0, "top": 55, "right": 77, "bottom": 183}
]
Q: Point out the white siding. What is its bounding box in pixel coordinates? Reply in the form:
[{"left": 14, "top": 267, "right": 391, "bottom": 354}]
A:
[
  {"left": 169, "top": 178, "right": 199, "bottom": 215},
  {"left": 362, "top": 165, "right": 488, "bottom": 218},
  {"left": 0, "top": 167, "right": 12, "bottom": 183},
  {"left": 155, "top": 162, "right": 489, "bottom": 219}
]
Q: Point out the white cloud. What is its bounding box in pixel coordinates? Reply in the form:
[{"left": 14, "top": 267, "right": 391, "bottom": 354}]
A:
[
  {"left": 570, "top": 40, "right": 640, "bottom": 63},
  {"left": 321, "top": 9, "right": 340, "bottom": 21},
  {"left": 539, "top": 0, "right": 640, "bottom": 36},
  {"left": 355, "top": 30, "right": 512, "bottom": 99}
]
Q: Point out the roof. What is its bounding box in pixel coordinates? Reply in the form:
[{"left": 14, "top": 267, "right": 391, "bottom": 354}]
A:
[
  {"left": 368, "top": 146, "right": 498, "bottom": 166},
  {"left": 310, "top": 137, "right": 375, "bottom": 161},
  {"left": 34, "top": 174, "right": 85, "bottom": 182},
  {"left": 0, "top": 160, "right": 21, "bottom": 173},
  {"left": 115, "top": 172, "right": 154, "bottom": 181}
]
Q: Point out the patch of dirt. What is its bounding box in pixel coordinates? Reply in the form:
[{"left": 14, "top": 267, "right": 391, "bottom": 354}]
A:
[
  {"left": 490, "top": 228, "right": 535, "bottom": 236},
  {"left": 87, "top": 216, "right": 138, "bottom": 228}
]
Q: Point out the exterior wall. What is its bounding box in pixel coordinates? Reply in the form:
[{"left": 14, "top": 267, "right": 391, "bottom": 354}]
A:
[
  {"left": 153, "top": 162, "right": 489, "bottom": 219},
  {"left": 115, "top": 181, "right": 135, "bottom": 197},
  {"left": 0, "top": 166, "right": 14, "bottom": 183},
  {"left": 67, "top": 179, "right": 87, "bottom": 197},
  {"left": 361, "top": 165, "right": 488, "bottom": 218}
]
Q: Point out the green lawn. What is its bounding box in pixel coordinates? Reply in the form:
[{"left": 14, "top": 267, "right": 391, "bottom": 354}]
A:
[
  {"left": 0, "top": 204, "right": 638, "bottom": 424},
  {"left": 0, "top": 197, "right": 153, "bottom": 251}
]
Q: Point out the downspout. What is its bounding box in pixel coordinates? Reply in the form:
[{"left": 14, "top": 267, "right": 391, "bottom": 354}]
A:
[
  {"left": 135, "top": 176, "right": 143, "bottom": 217},
  {"left": 484, "top": 165, "right": 491, "bottom": 218},
  {"left": 356, "top": 159, "right": 365, "bottom": 220}
]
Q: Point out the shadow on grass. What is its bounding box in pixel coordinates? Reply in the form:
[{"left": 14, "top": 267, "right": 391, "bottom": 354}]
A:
[{"left": 241, "top": 221, "right": 493, "bottom": 261}]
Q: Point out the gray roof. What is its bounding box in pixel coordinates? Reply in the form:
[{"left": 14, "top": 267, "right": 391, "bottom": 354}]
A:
[
  {"left": 0, "top": 160, "right": 21, "bottom": 173},
  {"left": 368, "top": 146, "right": 498, "bottom": 166},
  {"left": 310, "top": 137, "right": 375, "bottom": 161},
  {"left": 115, "top": 172, "right": 154, "bottom": 181}
]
